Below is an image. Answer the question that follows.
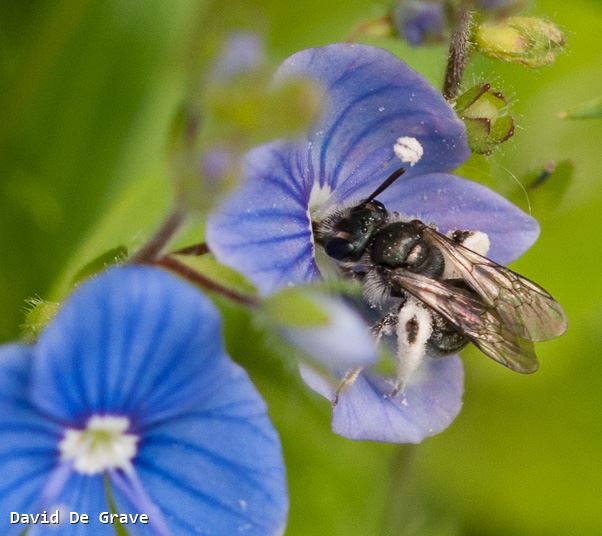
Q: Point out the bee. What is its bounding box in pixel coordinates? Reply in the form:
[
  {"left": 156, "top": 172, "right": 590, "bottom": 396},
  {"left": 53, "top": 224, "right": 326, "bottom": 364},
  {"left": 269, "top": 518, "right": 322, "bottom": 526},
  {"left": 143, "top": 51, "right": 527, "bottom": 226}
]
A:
[{"left": 313, "top": 168, "right": 567, "bottom": 398}]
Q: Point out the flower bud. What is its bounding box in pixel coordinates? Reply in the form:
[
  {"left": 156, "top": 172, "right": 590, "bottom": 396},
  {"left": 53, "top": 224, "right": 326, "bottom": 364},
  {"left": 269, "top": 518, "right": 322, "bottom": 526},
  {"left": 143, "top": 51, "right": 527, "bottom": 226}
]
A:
[
  {"left": 475, "top": 16, "right": 565, "bottom": 68},
  {"left": 22, "top": 298, "right": 60, "bottom": 340},
  {"left": 455, "top": 83, "right": 514, "bottom": 154},
  {"left": 392, "top": 0, "right": 447, "bottom": 46}
]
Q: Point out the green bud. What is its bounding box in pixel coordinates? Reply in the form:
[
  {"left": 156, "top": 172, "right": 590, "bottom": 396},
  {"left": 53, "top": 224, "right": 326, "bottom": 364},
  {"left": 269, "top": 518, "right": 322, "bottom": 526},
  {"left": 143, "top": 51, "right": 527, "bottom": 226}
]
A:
[
  {"left": 22, "top": 298, "right": 60, "bottom": 340},
  {"left": 559, "top": 96, "right": 602, "bottom": 120},
  {"left": 207, "top": 75, "right": 322, "bottom": 141},
  {"left": 348, "top": 15, "right": 396, "bottom": 42},
  {"left": 456, "top": 83, "right": 514, "bottom": 155},
  {"left": 475, "top": 16, "right": 565, "bottom": 68}
]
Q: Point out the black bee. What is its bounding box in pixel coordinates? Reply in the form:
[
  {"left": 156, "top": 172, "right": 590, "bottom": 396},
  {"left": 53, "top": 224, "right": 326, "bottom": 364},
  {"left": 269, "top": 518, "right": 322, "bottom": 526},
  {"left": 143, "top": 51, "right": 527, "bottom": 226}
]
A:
[{"left": 313, "top": 168, "right": 567, "bottom": 396}]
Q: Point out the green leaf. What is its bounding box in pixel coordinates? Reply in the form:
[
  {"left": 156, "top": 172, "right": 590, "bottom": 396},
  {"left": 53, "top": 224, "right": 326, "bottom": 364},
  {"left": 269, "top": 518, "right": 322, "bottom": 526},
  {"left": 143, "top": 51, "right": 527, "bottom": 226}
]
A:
[
  {"left": 263, "top": 288, "right": 330, "bottom": 328},
  {"left": 559, "top": 96, "right": 602, "bottom": 120},
  {"left": 49, "top": 175, "right": 170, "bottom": 302},
  {"left": 71, "top": 246, "right": 128, "bottom": 286}
]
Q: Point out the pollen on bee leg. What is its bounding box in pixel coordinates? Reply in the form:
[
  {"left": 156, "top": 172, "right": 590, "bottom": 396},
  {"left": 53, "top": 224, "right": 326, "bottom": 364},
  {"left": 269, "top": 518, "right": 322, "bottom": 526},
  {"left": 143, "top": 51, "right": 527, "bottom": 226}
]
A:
[
  {"left": 450, "top": 229, "right": 491, "bottom": 256},
  {"left": 390, "top": 297, "right": 432, "bottom": 397},
  {"left": 393, "top": 136, "right": 423, "bottom": 167}
]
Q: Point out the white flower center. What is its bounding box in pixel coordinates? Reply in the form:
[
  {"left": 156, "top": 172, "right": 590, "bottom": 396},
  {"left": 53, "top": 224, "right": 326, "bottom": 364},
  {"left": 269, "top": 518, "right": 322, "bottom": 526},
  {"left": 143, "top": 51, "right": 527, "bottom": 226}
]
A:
[
  {"left": 307, "top": 181, "right": 333, "bottom": 221},
  {"left": 393, "top": 136, "right": 423, "bottom": 166},
  {"left": 59, "top": 415, "right": 138, "bottom": 475}
]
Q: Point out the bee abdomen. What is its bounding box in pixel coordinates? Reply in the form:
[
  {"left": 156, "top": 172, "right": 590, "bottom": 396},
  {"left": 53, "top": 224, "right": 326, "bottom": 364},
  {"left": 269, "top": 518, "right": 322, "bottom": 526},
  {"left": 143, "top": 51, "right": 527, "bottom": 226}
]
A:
[{"left": 427, "top": 313, "right": 468, "bottom": 356}]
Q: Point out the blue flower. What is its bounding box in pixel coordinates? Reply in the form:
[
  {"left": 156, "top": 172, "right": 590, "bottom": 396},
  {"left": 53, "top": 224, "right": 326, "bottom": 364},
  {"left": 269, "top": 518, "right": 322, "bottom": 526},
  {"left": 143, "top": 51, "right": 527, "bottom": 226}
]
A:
[
  {"left": 392, "top": 1, "right": 447, "bottom": 47},
  {"left": 0, "top": 266, "right": 287, "bottom": 535},
  {"left": 207, "top": 44, "right": 539, "bottom": 443},
  {"left": 212, "top": 32, "right": 266, "bottom": 82}
]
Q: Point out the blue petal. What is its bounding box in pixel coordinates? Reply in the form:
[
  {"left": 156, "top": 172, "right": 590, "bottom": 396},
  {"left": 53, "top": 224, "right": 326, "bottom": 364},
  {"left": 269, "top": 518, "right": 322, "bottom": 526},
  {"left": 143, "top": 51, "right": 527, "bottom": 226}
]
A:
[
  {"left": 301, "top": 356, "right": 464, "bottom": 443},
  {"left": 281, "top": 294, "right": 377, "bottom": 369},
  {"left": 380, "top": 173, "right": 540, "bottom": 264},
  {"left": 207, "top": 141, "right": 319, "bottom": 295},
  {"left": 112, "top": 361, "right": 288, "bottom": 536},
  {"left": 31, "top": 266, "right": 228, "bottom": 426},
  {"left": 27, "top": 474, "right": 114, "bottom": 536},
  {"left": 0, "top": 344, "right": 62, "bottom": 536},
  {"left": 275, "top": 44, "right": 470, "bottom": 205}
]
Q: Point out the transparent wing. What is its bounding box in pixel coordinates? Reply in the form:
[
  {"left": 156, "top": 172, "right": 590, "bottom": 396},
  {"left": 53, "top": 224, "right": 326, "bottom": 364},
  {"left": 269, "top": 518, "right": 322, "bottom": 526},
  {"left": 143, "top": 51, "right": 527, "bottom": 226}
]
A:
[
  {"left": 386, "top": 268, "right": 539, "bottom": 373},
  {"left": 422, "top": 226, "right": 567, "bottom": 342}
]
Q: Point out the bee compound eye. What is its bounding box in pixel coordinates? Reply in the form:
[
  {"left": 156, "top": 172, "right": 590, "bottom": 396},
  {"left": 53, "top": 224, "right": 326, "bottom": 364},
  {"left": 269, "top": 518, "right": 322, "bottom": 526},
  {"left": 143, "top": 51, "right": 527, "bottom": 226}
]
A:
[{"left": 324, "top": 237, "right": 355, "bottom": 260}]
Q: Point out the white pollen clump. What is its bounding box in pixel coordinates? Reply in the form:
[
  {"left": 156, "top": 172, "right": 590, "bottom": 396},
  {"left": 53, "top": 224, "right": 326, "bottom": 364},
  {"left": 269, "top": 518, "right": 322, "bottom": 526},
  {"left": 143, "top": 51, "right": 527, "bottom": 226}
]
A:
[
  {"left": 461, "top": 231, "right": 490, "bottom": 256},
  {"left": 393, "top": 136, "right": 423, "bottom": 167},
  {"left": 394, "top": 297, "right": 432, "bottom": 391},
  {"left": 59, "top": 415, "right": 138, "bottom": 475}
]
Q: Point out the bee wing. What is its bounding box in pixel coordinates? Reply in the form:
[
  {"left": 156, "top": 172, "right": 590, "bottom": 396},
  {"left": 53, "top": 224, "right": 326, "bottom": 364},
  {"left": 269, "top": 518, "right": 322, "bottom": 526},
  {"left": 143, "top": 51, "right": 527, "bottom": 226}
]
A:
[
  {"left": 422, "top": 227, "right": 567, "bottom": 342},
  {"left": 386, "top": 269, "right": 539, "bottom": 373}
]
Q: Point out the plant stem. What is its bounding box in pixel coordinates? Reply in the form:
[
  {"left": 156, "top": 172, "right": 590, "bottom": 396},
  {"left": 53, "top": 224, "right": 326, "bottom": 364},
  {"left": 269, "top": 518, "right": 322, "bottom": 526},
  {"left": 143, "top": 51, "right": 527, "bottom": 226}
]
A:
[
  {"left": 129, "top": 208, "right": 187, "bottom": 264},
  {"left": 443, "top": 7, "right": 474, "bottom": 100},
  {"left": 173, "top": 241, "right": 210, "bottom": 256},
  {"left": 381, "top": 445, "right": 418, "bottom": 535},
  {"left": 156, "top": 255, "right": 259, "bottom": 308}
]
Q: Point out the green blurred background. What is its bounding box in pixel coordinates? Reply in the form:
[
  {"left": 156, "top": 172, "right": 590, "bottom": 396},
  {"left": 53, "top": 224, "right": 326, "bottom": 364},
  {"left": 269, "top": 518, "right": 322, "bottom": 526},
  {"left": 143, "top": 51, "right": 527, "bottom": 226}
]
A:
[{"left": 1, "top": 1, "right": 601, "bottom": 534}]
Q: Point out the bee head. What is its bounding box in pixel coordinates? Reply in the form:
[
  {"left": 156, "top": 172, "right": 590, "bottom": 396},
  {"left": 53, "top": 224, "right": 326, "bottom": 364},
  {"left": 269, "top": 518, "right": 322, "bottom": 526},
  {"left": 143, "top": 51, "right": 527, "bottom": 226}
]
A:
[
  {"left": 319, "top": 200, "right": 388, "bottom": 261},
  {"left": 314, "top": 168, "right": 404, "bottom": 262}
]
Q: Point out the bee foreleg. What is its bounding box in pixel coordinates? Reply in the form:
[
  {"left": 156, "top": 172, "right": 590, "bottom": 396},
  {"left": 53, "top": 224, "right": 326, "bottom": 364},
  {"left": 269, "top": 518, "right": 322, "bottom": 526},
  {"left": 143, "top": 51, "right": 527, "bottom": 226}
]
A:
[
  {"left": 332, "top": 367, "right": 363, "bottom": 407},
  {"left": 389, "top": 297, "right": 433, "bottom": 398}
]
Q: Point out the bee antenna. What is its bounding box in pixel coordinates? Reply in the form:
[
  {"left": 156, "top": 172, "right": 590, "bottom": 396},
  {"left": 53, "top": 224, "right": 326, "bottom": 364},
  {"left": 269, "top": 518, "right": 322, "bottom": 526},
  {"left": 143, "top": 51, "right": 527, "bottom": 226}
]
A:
[{"left": 364, "top": 167, "right": 406, "bottom": 203}]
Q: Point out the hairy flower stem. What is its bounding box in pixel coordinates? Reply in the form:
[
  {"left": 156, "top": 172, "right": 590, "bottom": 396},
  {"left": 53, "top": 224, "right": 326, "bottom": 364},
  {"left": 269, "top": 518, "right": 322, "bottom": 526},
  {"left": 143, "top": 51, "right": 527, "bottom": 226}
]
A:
[
  {"left": 130, "top": 208, "right": 187, "bottom": 264},
  {"left": 156, "top": 255, "right": 259, "bottom": 308},
  {"left": 443, "top": 7, "right": 474, "bottom": 100},
  {"left": 173, "top": 241, "right": 210, "bottom": 256}
]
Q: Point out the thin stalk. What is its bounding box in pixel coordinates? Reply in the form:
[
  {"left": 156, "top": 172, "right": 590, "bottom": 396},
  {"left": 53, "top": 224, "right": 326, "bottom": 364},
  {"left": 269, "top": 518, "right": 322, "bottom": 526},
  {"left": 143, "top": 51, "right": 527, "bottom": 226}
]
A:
[
  {"left": 172, "top": 241, "right": 210, "bottom": 256},
  {"left": 156, "top": 255, "right": 259, "bottom": 308},
  {"left": 129, "top": 208, "right": 187, "bottom": 264},
  {"left": 381, "top": 445, "right": 418, "bottom": 535},
  {"left": 443, "top": 7, "right": 474, "bottom": 100}
]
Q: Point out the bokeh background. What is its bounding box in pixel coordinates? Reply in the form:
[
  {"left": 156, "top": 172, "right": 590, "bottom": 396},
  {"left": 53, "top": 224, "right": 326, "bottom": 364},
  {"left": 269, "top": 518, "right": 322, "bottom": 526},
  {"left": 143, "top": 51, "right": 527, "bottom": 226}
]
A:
[{"left": 1, "top": 1, "right": 601, "bottom": 535}]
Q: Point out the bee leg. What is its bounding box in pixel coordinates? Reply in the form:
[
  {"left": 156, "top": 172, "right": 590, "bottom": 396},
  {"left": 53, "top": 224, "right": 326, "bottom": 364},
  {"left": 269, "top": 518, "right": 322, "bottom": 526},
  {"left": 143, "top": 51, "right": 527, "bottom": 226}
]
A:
[
  {"left": 371, "top": 312, "right": 399, "bottom": 344},
  {"left": 332, "top": 367, "right": 363, "bottom": 407},
  {"left": 333, "top": 312, "right": 400, "bottom": 406},
  {"left": 388, "top": 297, "right": 433, "bottom": 398}
]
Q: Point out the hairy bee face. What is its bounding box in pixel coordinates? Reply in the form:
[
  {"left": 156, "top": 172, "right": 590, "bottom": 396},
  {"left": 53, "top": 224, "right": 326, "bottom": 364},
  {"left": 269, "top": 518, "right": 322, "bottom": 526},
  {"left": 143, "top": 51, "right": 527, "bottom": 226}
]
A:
[{"left": 314, "top": 200, "right": 388, "bottom": 262}]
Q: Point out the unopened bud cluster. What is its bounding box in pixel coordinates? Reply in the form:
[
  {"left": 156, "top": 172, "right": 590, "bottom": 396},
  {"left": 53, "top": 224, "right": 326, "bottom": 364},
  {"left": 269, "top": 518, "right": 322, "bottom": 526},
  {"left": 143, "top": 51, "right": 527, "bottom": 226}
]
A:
[
  {"left": 475, "top": 16, "right": 565, "bottom": 68},
  {"left": 455, "top": 83, "right": 514, "bottom": 154}
]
